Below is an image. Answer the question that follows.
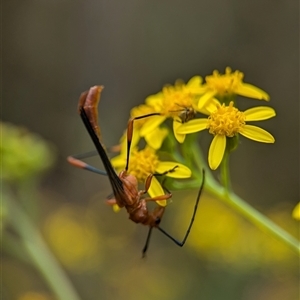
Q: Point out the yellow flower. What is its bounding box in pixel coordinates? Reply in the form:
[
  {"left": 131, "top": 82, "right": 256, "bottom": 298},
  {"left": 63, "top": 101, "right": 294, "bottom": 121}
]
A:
[
  {"left": 177, "top": 102, "right": 276, "bottom": 170},
  {"left": 111, "top": 146, "right": 191, "bottom": 206},
  {"left": 138, "top": 76, "right": 205, "bottom": 143},
  {"left": 129, "top": 104, "right": 168, "bottom": 149},
  {"left": 198, "top": 67, "right": 270, "bottom": 109},
  {"left": 43, "top": 205, "right": 103, "bottom": 271}
]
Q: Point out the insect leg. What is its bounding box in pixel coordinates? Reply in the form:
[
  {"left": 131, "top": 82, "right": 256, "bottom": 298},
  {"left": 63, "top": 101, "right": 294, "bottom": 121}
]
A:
[
  {"left": 139, "top": 166, "right": 178, "bottom": 200},
  {"left": 153, "top": 165, "right": 179, "bottom": 177},
  {"left": 69, "top": 150, "right": 99, "bottom": 160},
  {"left": 67, "top": 143, "right": 121, "bottom": 176},
  {"left": 140, "top": 170, "right": 181, "bottom": 257},
  {"left": 142, "top": 226, "right": 153, "bottom": 258},
  {"left": 125, "top": 112, "right": 161, "bottom": 171},
  {"left": 67, "top": 154, "right": 107, "bottom": 176},
  {"left": 140, "top": 166, "right": 179, "bottom": 201},
  {"left": 157, "top": 169, "right": 205, "bottom": 247}
]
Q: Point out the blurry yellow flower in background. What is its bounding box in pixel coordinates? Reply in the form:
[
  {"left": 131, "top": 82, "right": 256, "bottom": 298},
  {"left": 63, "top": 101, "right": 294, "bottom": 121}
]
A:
[
  {"left": 18, "top": 292, "right": 53, "bottom": 300},
  {"left": 111, "top": 146, "right": 191, "bottom": 206},
  {"left": 181, "top": 193, "right": 297, "bottom": 269},
  {"left": 198, "top": 67, "right": 270, "bottom": 109},
  {"left": 177, "top": 102, "right": 276, "bottom": 169},
  {"left": 292, "top": 202, "right": 300, "bottom": 220},
  {"left": 1, "top": 122, "right": 55, "bottom": 181},
  {"left": 43, "top": 205, "right": 103, "bottom": 271}
]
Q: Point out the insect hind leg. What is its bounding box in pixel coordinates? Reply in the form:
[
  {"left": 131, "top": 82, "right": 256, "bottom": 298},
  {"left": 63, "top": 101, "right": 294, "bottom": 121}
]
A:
[
  {"left": 157, "top": 169, "right": 205, "bottom": 247},
  {"left": 67, "top": 153, "right": 107, "bottom": 176},
  {"left": 142, "top": 226, "right": 154, "bottom": 258}
]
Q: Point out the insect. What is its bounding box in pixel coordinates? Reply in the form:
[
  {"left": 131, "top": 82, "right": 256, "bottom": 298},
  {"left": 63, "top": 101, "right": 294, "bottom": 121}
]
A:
[
  {"left": 68, "top": 86, "right": 205, "bottom": 256},
  {"left": 169, "top": 105, "right": 196, "bottom": 123}
]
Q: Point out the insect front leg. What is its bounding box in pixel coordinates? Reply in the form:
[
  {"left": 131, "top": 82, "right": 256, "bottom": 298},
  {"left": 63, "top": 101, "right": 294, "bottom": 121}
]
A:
[{"left": 125, "top": 113, "right": 162, "bottom": 171}]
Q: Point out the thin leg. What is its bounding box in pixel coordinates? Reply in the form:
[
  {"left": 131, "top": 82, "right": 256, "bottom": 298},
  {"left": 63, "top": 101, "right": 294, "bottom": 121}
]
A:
[
  {"left": 67, "top": 155, "right": 107, "bottom": 176},
  {"left": 153, "top": 165, "right": 178, "bottom": 177},
  {"left": 157, "top": 169, "right": 205, "bottom": 247},
  {"left": 67, "top": 146, "right": 121, "bottom": 176},
  {"left": 143, "top": 193, "right": 172, "bottom": 202},
  {"left": 138, "top": 164, "right": 178, "bottom": 197},
  {"left": 142, "top": 226, "right": 154, "bottom": 258},
  {"left": 139, "top": 166, "right": 182, "bottom": 203},
  {"left": 69, "top": 150, "right": 99, "bottom": 160},
  {"left": 125, "top": 113, "right": 161, "bottom": 171},
  {"left": 142, "top": 166, "right": 178, "bottom": 201}
]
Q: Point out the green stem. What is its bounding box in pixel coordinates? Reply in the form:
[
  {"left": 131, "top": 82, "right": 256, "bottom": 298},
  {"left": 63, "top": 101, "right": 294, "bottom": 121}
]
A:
[
  {"left": 208, "top": 180, "right": 299, "bottom": 254},
  {"left": 4, "top": 196, "right": 81, "bottom": 300},
  {"left": 189, "top": 143, "right": 300, "bottom": 255},
  {"left": 220, "top": 149, "right": 231, "bottom": 192},
  {"left": 18, "top": 178, "right": 39, "bottom": 222}
]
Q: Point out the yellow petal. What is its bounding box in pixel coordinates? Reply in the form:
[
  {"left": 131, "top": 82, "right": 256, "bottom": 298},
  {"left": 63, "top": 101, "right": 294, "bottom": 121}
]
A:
[
  {"left": 145, "top": 92, "right": 164, "bottom": 108},
  {"left": 173, "top": 119, "right": 186, "bottom": 143},
  {"left": 131, "top": 126, "right": 141, "bottom": 148},
  {"left": 118, "top": 131, "right": 127, "bottom": 155},
  {"left": 148, "top": 176, "right": 166, "bottom": 206},
  {"left": 186, "top": 76, "right": 205, "bottom": 94},
  {"left": 176, "top": 119, "right": 208, "bottom": 134},
  {"left": 187, "top": 75, "right": 202, "bottom": 87},
  {"left": 208, "top": 135, "right": 226, "bottom": 170},
  {"left": 244, "top": 106, "right": 276, "bottom": 121},
  {"left": 198, "top": 98, "right": 219, "bottom": 115},
  {"left": 119, "top": 128, "right": 140, "bottom": 155},
  {"left": 239, "top": 125, "right": 275, "bottom": 143},
  {"left": 110, "top": 155, "right": 126, "bottom": 169},
  {"left": 198, "top": 91, "right": 216, "bottom": 109},
  {"left": 139, "top": 115, "right": 166, "bottom": 136},
  {"left": 156, "top": 162, "right": 191, "bottom": 178},
  {"left": 145, "top": 127, "right": 168, "bottom": 149},
  {"left": 236, "top": 83, "right": 270, "bottom": 101}
]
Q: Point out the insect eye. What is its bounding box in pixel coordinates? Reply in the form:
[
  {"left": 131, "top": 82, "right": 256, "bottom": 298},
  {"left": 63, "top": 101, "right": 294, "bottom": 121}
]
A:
[{"left": 155, "top": 217, "right": 161, "bottom": 224}]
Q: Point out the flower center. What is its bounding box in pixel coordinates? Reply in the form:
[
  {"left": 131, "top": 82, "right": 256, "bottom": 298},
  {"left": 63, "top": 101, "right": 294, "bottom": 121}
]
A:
[
  {"left": 207, "top": 102, "right": 245, "bottom": 137},
  {"left": 205, "top": 67, "right": 244, "bottom": 96},
  {"left": 128, "top": 147, "right": 159, "bottom": 181}
]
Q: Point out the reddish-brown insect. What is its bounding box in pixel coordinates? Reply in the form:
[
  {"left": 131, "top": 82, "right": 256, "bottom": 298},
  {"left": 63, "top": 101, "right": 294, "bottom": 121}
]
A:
[{"left": 68, "top": 86, "right": 205, "bottom": 256}]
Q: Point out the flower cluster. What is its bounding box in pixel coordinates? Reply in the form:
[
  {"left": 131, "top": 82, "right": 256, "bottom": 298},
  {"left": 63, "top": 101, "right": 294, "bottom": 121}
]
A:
[
  {"left": 119, "top": 67, "right": 275, "bottom": 171},
  {"left": 108, "top": 67, "right": 276, "bottom": 213}
]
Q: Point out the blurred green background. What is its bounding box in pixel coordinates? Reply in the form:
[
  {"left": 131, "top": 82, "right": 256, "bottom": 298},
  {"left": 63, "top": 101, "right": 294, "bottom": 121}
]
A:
[{"left": 2, "top": 1, "right": 299, "bottom": 300}]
